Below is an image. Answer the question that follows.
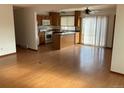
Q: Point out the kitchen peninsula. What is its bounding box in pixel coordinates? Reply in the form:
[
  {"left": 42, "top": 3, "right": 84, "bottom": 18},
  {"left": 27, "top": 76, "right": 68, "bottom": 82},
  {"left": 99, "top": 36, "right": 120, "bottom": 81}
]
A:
[{"left": 53, "top": 30, "right": 76, "bottom": 50}]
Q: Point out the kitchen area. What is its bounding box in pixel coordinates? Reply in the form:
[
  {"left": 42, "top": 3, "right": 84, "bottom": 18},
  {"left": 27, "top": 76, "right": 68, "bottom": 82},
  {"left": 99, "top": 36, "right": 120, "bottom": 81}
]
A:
[{"left": 37, "top": 11, "right": 81, "bottom": 50}]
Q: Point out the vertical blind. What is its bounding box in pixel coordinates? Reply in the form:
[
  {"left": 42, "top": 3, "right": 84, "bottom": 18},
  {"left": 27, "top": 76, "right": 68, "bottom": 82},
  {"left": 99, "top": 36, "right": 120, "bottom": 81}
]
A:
[{"left": 82, "top": 16, "right": 108, "bottom": 47}]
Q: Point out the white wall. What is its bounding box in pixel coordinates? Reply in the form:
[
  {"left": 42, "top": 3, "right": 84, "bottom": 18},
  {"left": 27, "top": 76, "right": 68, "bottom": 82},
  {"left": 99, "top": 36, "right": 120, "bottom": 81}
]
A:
[
  {"left": 14, "top": 9, "right": 27, "bottom": 47},
  {"left": 111, "top": 5, "right": 124, "bottom": 74},
  {"left": 107, "top": 15, "right": 115, "bottom": 48},
  {"left": 14, "top": 9, "right": 38, "bottom": 50},
  {"left": 0, "top": 5, "right": 16, "bottom": 56}
]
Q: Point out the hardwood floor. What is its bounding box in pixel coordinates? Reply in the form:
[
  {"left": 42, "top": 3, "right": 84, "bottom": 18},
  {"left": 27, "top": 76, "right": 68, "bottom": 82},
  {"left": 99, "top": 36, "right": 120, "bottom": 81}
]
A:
[{"left": 0, "top": 44, "right": 124, "bottom": 88}]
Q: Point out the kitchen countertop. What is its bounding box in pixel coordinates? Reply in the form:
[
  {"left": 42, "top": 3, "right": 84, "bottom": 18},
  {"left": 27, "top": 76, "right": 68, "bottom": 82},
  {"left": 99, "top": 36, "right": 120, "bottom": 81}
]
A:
[
  {"left": 53, "top": 31, "right": 76, "bottom": 35},
  {"left": 38, "top": 26, "right": 80, "bottom": 36},
  {"left": 53, "top": 29, "right": 80, "bottom": 35}
]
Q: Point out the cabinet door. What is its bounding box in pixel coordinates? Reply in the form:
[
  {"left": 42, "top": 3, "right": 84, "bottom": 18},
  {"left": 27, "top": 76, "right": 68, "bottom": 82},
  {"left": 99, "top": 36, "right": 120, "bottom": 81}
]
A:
[{"left": 39, "top": 32, "right": 45, "bottom": 45}]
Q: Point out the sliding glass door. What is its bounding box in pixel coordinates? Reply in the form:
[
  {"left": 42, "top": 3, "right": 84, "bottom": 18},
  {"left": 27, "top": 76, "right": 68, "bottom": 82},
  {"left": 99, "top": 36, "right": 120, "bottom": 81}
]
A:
[{"left": 82, "top": 16, "right": 108, "bottom": 47}]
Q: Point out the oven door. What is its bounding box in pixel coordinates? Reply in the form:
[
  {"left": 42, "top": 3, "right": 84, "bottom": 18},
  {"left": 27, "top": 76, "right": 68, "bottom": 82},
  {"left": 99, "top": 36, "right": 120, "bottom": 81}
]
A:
[{"left": 45, "top": 31, "right": 53, "bottom": 43}]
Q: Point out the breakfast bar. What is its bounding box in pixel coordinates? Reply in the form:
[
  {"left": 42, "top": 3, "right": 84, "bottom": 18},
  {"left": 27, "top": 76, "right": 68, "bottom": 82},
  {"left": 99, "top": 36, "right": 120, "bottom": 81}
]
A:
[{"left": 53, "top": 31, "right": 75, "bottom": 50}]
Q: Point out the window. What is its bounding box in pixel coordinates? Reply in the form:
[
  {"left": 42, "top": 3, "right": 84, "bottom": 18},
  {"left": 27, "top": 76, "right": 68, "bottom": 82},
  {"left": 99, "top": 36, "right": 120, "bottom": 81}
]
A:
[
  {"left": 82, "top": 16, "right": 108, "bottom": 47},
  {"left": 61, "top": 16, "right": 74, "bottom": 26}
]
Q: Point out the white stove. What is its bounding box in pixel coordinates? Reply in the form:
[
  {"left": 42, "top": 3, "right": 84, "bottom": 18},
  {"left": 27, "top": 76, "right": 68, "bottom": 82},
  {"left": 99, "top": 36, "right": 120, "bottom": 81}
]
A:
[{"left": 45, "top": 31, "right": 53, "bottom": 43}]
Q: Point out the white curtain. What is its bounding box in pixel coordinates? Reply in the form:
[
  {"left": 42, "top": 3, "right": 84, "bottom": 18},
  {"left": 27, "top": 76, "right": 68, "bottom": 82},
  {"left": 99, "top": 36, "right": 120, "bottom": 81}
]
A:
[{"left": 82, "top": 16, "right": 108, "bottom": 47}]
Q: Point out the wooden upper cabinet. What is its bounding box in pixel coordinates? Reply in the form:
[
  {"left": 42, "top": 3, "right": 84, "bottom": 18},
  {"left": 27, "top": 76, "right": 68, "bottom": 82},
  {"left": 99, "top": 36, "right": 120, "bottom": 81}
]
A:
[
  {"left": 49, "top": 12, "right": 60, "bottom": 26},
  {"left": 37, "top": 13, "right": 60, "bottom": 26},
  {"left": 37, "top": 15, "right": 42, "bottom": 26},
  {"left": 74, "top": 11, "right": 81, "bottom": 27},
  {"left": 37, "top": 15, "right": 50, "bottom": 26},
  {"left": 74, "top": 11, "right": 81, "bottom": 44}
]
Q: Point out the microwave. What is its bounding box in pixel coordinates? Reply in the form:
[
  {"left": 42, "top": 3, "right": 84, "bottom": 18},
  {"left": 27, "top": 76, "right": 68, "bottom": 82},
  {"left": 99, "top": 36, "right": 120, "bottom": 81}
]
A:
[{"left": 42, "top": 20, "right": 50, "bottom": 26}]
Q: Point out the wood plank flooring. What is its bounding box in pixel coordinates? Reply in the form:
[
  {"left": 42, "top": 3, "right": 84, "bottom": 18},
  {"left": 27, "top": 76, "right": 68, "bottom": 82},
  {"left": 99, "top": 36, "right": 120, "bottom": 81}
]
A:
[{"left": 0, "top": 44, "right": 124, "bottom": 88}]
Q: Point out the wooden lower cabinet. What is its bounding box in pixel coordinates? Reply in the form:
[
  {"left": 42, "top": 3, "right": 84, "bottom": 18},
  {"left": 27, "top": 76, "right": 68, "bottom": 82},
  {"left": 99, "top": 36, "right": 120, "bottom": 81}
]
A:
[
  {"left": 60, "top": 34, "right": 74, "bottom": 48},
  {"left": 74, "top": 32, "right": 80, "bottom": 44},
  {"left": 53, "top": 34, "right": 75, "bottom": 50},
  {"left": 39, "top": 32, "right": 45, "bottom": 45},
  {"left": 53, "top": 34, "right": 60, "bottom": 49}
]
